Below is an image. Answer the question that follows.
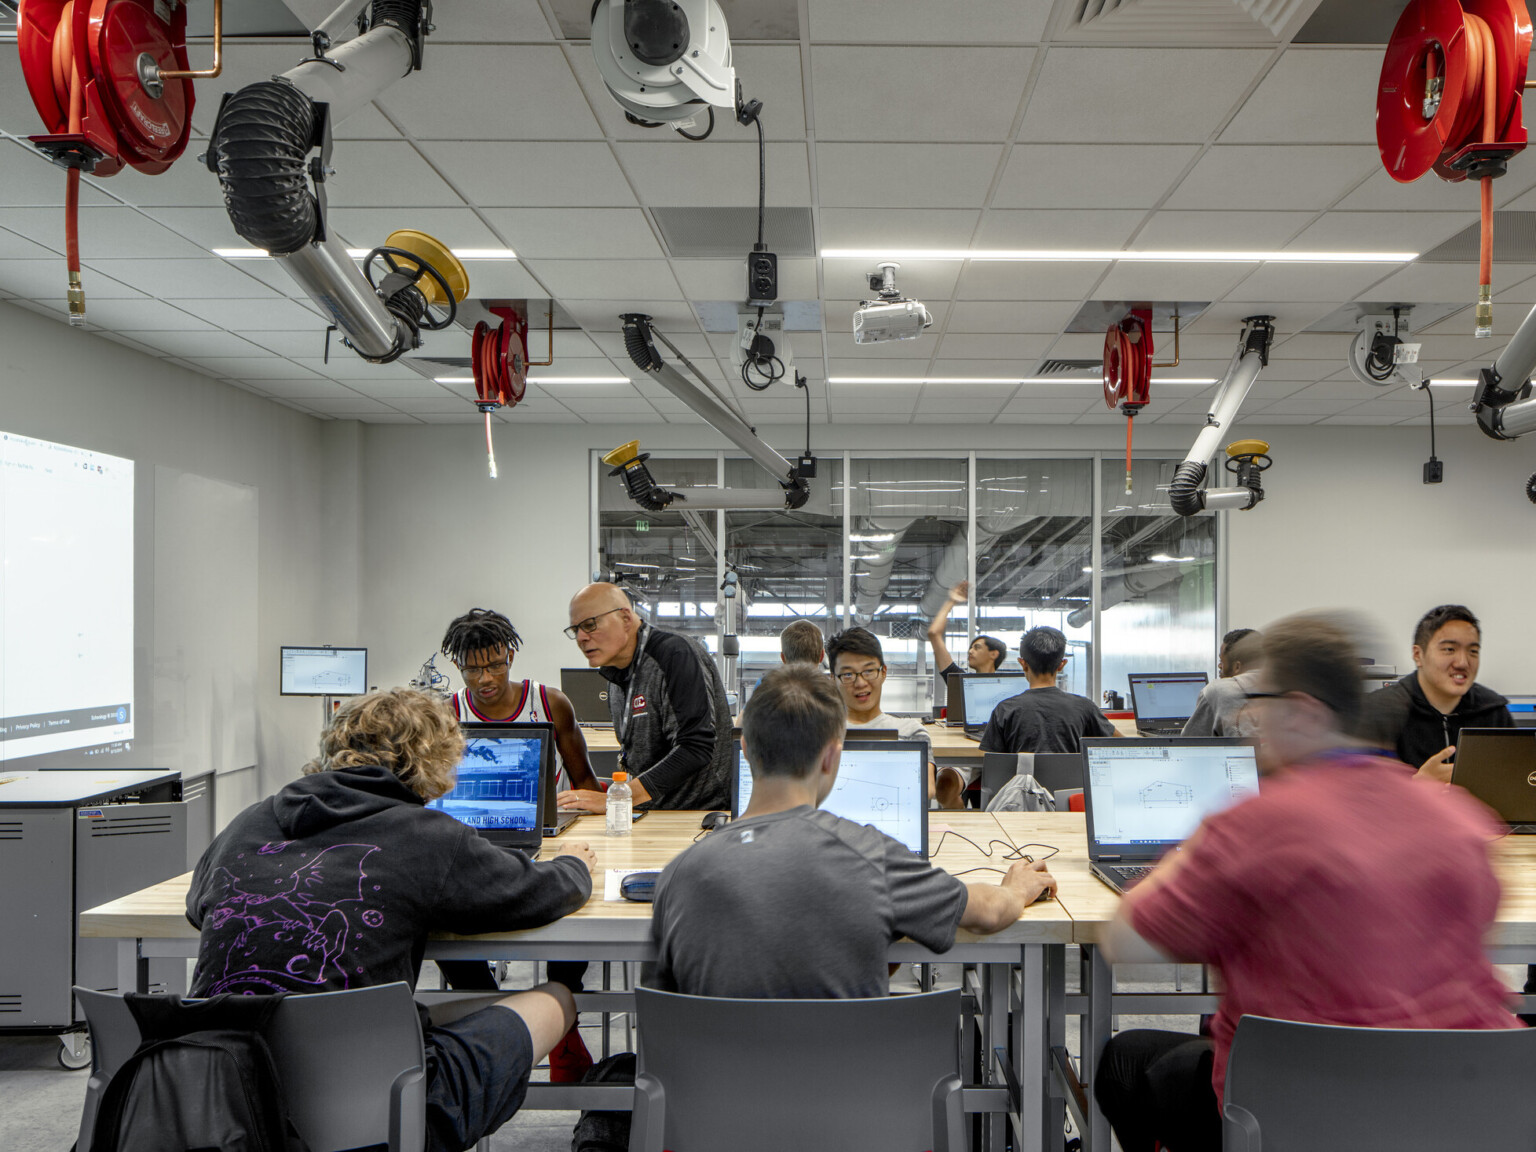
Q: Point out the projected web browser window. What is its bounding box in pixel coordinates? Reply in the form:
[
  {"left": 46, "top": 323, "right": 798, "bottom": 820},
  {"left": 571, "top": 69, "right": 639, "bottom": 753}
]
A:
[{"left": 0, "top": 431, "right": 134, "bottom": 764}]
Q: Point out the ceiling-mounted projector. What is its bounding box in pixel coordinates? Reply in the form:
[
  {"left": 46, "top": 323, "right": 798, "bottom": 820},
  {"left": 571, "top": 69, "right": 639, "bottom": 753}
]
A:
[
  {"left": 853, "top": 262, "right": 932, "bottom": 344},
  {"left": 591, "top": 0, "right": 737, "bottom": 135}
]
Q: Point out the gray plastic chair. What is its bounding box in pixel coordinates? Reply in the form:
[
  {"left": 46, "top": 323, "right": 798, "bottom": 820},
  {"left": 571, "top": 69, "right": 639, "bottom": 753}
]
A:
[
  {"left": 1222, "top": 1014, "right": 1536, "bottom": 1150},
  {"left": 630, "top": 987, "right": 965, "bottom": 1152},
  {"left": 980, "top": 751, "right": 1084, "bottom": 806},
  {"left": 74, "top": 982, "right": 428, "bottom": 1152}
]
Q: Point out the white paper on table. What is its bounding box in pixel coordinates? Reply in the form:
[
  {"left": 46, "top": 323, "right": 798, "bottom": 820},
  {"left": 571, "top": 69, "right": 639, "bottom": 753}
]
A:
[{"left": 603, "top": 867, "right": 655, "bottom": 901}]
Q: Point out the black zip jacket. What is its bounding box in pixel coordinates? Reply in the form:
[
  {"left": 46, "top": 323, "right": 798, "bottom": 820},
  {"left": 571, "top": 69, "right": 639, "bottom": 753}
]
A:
[
  {"left": 185, "top": 764, "right": 591, "bottom": 997},
  {"left": 600, "top": 622, "right": 732, "bottom": 810},
  {"left": 1357, "top": 672, "right": 1513, "bottom": 768}
]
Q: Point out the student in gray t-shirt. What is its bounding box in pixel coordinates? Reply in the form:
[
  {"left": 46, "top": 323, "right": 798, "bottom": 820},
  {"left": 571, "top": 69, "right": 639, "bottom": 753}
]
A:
[
  {"left": 650, "top": 664, "right": 1057, "bottom": 1000},
  {"left": 1181, "top": 629, "right": 1264, "bottom": 739}
]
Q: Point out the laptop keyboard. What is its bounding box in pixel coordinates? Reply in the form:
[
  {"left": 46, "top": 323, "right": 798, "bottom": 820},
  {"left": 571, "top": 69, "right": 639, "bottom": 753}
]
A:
[{"left": 1112, "top": 865, "right": 1155, "bottom": 882}]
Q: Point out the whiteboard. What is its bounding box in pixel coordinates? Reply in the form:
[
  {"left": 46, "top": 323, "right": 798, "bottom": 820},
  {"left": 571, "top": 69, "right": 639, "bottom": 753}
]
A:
[{"left": 153, "top": 467, "right": 258, "bottom": 776}]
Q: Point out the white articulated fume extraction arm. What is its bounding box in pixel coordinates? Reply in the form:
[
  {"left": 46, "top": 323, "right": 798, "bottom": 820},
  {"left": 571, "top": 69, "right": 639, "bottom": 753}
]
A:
[
  {"left": 204, "top": 0, "right": 466, "bottom": 364},
  {"left": 1167, "top": 316, "right": 1277, "bottom": 517}
]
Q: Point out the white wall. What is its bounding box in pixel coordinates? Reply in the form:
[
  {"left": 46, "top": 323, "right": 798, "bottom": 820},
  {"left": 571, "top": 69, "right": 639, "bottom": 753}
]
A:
[
  {"left": 0, "top": 301, "right": 337, "bottom": 814},
  {"left": 356, "top": 417, "right": 1536, "bottom": 699}
]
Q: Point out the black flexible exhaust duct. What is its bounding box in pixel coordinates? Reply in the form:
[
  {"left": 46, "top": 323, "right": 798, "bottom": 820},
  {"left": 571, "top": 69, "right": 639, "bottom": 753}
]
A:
[
  {"left": 1168, "top": 460, "right": 1208, "bottom": 516},
  {"left": 211, "top": 79, "right": 317, "bottom": 255},
  {"left": 622, "top": 313, "right": 666, "bottom": 371}
]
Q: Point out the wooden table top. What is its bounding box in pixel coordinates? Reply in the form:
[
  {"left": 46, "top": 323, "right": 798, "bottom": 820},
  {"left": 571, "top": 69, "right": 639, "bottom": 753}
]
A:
[{"left": 80, "top": 811, "right": 1076, "bottom": 945}]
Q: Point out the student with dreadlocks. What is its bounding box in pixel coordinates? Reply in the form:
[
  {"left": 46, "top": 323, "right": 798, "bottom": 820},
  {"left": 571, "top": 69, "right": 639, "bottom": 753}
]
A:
[
  {"left": 440, "top": 608, "right": 601, "bottom": 796},
  {"left": 438, "top": 608, "right": 600, "bottom": 1082}
]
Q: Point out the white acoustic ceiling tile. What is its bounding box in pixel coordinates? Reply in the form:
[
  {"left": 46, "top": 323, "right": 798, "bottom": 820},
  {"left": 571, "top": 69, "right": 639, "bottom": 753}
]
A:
[
  {"left": 1338, "top": 166, "right": 1536, "bottom": 212},
  {"left": 1185, "top": 301, "right": 1333, "bottom": 335},
  {"left": 1146, "top": 333, "right": 1247, "bottom": 361},
  {"left": 2, "top": 142, "right": 115, "bottom": 207},
  {"left": 421, "top": 0, "right": 555, "bottom": 41},
  {"left": 568, "top": 45, "right": 807, "bottom": 142},
  {"left": 328, "top": 207, "right": 504, "bottom": 252},
  {"left": 376, "top": 47, "right": 600, "bottom": 140},
  {"left": 563, "top": 299, "right": 700, "bottom": 331},
  {"left": 824, "top": 256, "right": 962, "bottom": 299},
  {"left": 1270, "top": 332, "right": 1364, "bottom": 359},
  {"left": 408, "top": 411, "right": 485, "bottom": 422},
  {"left": 1221, "top": 261, "right": 1401, "bottom": 302},
  {"left": 1219, "top": 50, "right": 1380, "bottom": 144},
  {"left": 1165, "top": 146, "right": 1381, "bottom": 211},
  {"left": 289, "top": 357, "right": 425, "bottom": 382},
  {"left": 1248, "top": 359, "right": 1338, "bottom": 383},
  {"left": 477, "top": 208, "right": 661, "bottom": 258},
  {"left": 1252, "top": 396, "right": 1368, "bottom": 415},
  {"left": 1355, "top": 261, "right": 1536, "bottom": 304},
  {"left": 1000, "top": 399, "right": 1100, "bottom": 414},
  {"left": 558, "top": 399, "right": 662, "bottom": 416},
  {"left": 182, "top": 43, "right": 403, "bottom": 139},
  {"left": 673, "top": 258, "right": 817, "bottom": 299},
  {"left": 1019, "top": 49, "right": 1271, "bottom": 143},
  {"left": 819, "top": 209, "right": 980, "bottom": 250},
  {"left": 540, "top": 382, "right": 644, "bottom": 401},
  {"left": 811, "top": 47, "right": 1034, "bottom": 141},
  {"left": 977, "top": 210, "right": 1147, "bottom": 250},
  {"left": 809, "top": 0, "right": 1052, "bottom": 41},
  {"left": 834, "top": 411, "right": 916, "bottom": 423},
  {"left": 1241, "top": 379, "right": 1314, "bottom": 401},
  {"left": 614, "top": 142, "right": 810, "bottom": 207},
  {"left": 333, "top": 379, "right": 462, "bottom": 402},
  {"left": 994, "top": 145, "right": 1202, "bottom": 209},
  {"left": 132, "top": 330, "right": 273, "bottom": 359},
  {"left": 326, "top": 142, "right": 466, "bottom": 208},
  {"left": 946, "top": 300, "right": 1080, "bottom": 334},
  {"left": 994, "top": 412, "right": 1080, "bottom": 424},
  {"left": 926, "top": 412, "right": 1000, "bottom": 423},
  {"left": 628, "top": 331, "right": 714, "bottom": 359},
  {"left": 915, "top": 397, "right": 1009, "bottom": 414},
  {"left": 243, "top": 330, "right": 342, "bottom": 358},
  {"left": 935, "top": 333, "right": 1054, "bottom": 359},
  {"left": 0, "top": 260, "right": 143, "bottom": 301},
  {"left": 1285, "top": 211, "right": 1471, "bottom": 252},
  {"left": 508, "top": 410, "right": 592, "bottom": 423},
  {"left": 1045, "top": 332, "right": 1111, "bottom": 358},
  {"left": 1094, "top": 261, "right": 1255, "bottom": 301},
  {"left": 77, "top": 298, "right": 217, "bottom": 331},
  {"left": 527, "top": 259, "right": 682, "bottom": 301},
  {"left": 823, "top": 333, "right": 931, "bottom": 359},
  {"left": 94, "top": 331, "right": 166, "bottom": 359},
  {"left": 0, "top": 228, "right": 59, "bottom": 262},
  {"left": 85, "top": 257, "right": 287, "bottom": 298},
  {"left": 167, "top": 295, "right": 325, "bottom": 330},
  {"left": 816, "top": 144, "right": 1002, "bottom": 208},
  {"left": 421, "top": 142, "right": 636, "bottom": 207},
  {"left": 921, "top": 382, "right": 1028, "bottom": 399},
  {"left": 196, "top": 356, "right": 326, "bottom": 380},
  {"left": 138, "top": 206, "right": 253, "bottom": 250},
  {"left": 1130, "top": 211, "right": 1313, "bottom": 250},
  {"left": 954, "top": 260, "right": 1109, "bottom": 300},
  {"left": 451, "top": 259, "right": 549, "bottom": 297},
  {"left": 2, "top": 206, "right": 207, "bottom": 259},
  {"left": 296, "top": 398, "right": 407, "bottom": 416},
  {"left": 93, "top": 155, "right": 226, "bottom": 209}
]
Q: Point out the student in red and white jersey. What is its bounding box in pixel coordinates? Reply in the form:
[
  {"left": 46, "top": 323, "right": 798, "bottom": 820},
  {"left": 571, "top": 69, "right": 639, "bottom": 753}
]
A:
[
  {"left": 437, "top": 608, "right": 599, "bottom": 1082},
  {"left": 440, "top": 608, "right": 600, "bottom": 795}
]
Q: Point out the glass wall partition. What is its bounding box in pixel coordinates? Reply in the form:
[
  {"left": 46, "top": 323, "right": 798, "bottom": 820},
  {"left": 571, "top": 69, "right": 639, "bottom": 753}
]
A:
[
  {"left": 974, "top": 459, "right": 1095, "bottom": 698},
  {"left": 1097, "top": 457, "right": 1218, "bottom": 706},
  {"left": 596, "top": 455, "right": 720, "bottom": 650},
  {"left": 724, "top": 456, "right": 845, "bottom": 695}
]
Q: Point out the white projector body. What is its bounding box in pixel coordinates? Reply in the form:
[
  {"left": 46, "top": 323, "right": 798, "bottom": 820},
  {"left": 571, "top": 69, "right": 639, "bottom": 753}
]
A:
[{"left": 853, "top": 299, "right": 933, "bottom": 344}]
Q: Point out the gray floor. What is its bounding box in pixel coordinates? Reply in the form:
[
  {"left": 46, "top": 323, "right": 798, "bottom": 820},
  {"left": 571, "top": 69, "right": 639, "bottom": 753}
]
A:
[{"left": 4, "top": 959, "right": 1526, "bottom": 1151}]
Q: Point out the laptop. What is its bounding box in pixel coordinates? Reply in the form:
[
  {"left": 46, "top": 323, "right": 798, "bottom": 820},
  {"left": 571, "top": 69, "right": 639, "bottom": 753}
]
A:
[
  {"left": 428, "top": 724, "right": 555, "bottom": 853},
  {"left": 730, "top": 739, "right": 930, "bottom": 857},
  {"left": 1505, "top": 695, "right": 1536, "bottom": 729},
  {"left": 956, "top": 673, "right": 1032, "bottom": 737},
  {"left": 1082, "top": 737, "right": 1259, "bottom": 894},
  {"left": 1126, "top": 672, "right": 1210, "bottom": 736},
  {"left": 1453, "top": 728, "right": 1536, "bottom": 831},
  {"left": 561, "top": 667, "right": 613, "bottom": 727}
]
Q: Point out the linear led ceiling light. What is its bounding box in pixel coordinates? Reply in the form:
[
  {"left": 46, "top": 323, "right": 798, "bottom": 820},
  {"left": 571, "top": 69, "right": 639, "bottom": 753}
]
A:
[{"left": 820, "top": 249, "right": 1418, "bottom": 263}]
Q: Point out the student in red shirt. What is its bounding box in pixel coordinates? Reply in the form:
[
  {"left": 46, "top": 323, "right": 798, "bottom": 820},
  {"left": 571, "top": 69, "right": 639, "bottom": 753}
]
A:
[{"left": 1094, "top": 611, "right": 1518, "bottom": 1152}]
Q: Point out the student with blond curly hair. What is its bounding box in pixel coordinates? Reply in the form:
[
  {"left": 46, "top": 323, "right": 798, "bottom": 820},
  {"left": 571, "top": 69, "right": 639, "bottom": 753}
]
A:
[{"left": 187, "top": 688, "right": 596, "bottom": 1152}]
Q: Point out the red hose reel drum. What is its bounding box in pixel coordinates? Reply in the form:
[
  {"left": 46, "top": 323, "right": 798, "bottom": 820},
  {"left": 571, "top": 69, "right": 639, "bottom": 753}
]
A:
[
  {"left": 1377, "top": 0, "right": 1530, "bottom": 183},
  {"left": 19, "top": 0, "right": 195, "bottom": 175},
  {"left": 472, "top": 308, "right": 530, "bottom": 411},
  {"left": 1102, "top": 309, "right": 1154, "bottom": 414}
]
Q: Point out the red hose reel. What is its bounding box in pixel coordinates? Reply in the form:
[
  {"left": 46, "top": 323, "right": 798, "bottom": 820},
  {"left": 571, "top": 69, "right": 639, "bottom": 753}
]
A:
[
  {"left": 470, "top": 307, "right": 530, "bottom": 480},
  {"left": 1378, "top": 0, "right": 1532, "bottom": 334},
  {"left": 1104, "top": 309, "right": 1154, "bottom": 495}
]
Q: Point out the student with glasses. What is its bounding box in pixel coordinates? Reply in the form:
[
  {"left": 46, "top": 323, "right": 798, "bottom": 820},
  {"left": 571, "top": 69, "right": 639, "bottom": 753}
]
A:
[{"left": 556, "top": 582, "right": 733, "bottom": 814}]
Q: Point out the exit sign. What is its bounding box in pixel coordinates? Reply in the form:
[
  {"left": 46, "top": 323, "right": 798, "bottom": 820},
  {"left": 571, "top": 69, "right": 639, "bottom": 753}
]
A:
[{"left": 635, "top": 519, "right": 650, "bottom": 532}]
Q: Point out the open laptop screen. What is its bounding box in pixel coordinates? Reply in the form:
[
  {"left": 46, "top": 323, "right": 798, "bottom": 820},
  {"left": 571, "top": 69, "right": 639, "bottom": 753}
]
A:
[
  {"left": 1127, "top": 673, "right": 1209, "bottom": 721},
  {"left": 1082, "top": 738, "right": 1258, "bottom": 853},
  {"left": 428, "top": 729, "right": 547, "bottom": 846},
  {"left": 732, "top": 739, "right": 930, "bottom": 857},
  {"left": 959, "top": 673, "right": 1031, "bottom": 728}
]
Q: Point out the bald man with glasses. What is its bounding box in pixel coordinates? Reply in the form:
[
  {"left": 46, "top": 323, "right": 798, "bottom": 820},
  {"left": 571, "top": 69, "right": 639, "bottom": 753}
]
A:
[{"left": 556, "top": 583, "right": 733, "bottom": 814}]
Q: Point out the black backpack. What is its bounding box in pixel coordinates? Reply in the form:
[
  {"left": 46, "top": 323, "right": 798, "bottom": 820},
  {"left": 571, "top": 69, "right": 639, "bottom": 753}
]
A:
[{"left": 88, "top": 992, "right": 310, "bottom": 1152}]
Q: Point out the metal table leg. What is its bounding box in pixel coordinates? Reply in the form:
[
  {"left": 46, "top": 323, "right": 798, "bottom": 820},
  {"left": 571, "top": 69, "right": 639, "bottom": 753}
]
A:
[{"left": 1084, "top": 945, "right": 1114, "bottom": 1152}]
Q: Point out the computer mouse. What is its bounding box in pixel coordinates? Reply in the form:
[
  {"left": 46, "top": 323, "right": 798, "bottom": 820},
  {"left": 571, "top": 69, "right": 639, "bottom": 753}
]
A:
[
  {"left": 1034, "top": 888, "right": 1054, "bottom": 904},
  {"left": 700, "top": 811, "right": 731, "bottom": 831},
  {"left": 619, "top": 871, "right": 661, "bottom": 902}
]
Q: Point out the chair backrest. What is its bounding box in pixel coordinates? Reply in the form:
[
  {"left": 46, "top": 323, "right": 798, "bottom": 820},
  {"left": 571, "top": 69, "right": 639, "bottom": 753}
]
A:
[
  {"left": 75, "top": 982, "right": 427, "bottom": 1152},
  {"left": 634, "top": 987, "right": 963, "bottom": 1152},
  {"left": 1223, "top": 1015, "right": 1536, "bottom": 1151},
  {"left": 980, "top": 751, "right": 1083, "bottom": 800},
  {"left": 1031, "top": 752, "right": 1083, "bottom": 793}
]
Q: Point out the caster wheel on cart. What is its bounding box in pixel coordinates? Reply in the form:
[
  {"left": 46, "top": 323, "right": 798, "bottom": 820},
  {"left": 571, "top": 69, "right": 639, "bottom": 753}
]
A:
[{"left": 58, "top": 1031, "right": 91, "bottom": 1071}]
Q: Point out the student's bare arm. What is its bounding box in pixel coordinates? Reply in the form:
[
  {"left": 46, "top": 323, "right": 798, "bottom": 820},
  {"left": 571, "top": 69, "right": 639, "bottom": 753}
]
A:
[
  {"left": 926, "top": 581, "right": 968, "bottom": 673},
  {"left": 546, "top": 688, "right": 600, "bottom": 791},
  {"left": 958, "top": 859, "right": 1055, "bottom": 934}
]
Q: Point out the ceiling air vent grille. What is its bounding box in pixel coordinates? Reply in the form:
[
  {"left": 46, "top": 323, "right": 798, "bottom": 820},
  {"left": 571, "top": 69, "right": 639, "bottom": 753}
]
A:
[
  {"left": 1419, "top": 213, "right": 1536, "bottom": 263},
  {"left": 1066, "top": 0, "right": 1325, "bottom": 42},
  {"left": 1038, "top": 359, "right": 1103, "bottom": 375}
]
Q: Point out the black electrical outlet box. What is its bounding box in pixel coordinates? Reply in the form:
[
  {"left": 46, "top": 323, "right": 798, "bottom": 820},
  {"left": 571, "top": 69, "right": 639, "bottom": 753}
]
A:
[
  {"left": 1423, "top": 458, "right": 1444, "bottom": 484},
  {"left": 796, "top": 453, "right": 817, "bottom": 478},
  {"left": 746, "top": 250, "right": 778, "bottom": 306}
]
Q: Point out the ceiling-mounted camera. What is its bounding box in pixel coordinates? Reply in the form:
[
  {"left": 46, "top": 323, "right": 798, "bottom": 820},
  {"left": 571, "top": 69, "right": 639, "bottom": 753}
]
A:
[
  {"left": 1347, "top": 307, "right": 1422, "bottom": 387},
  {"left": 853, "top": 262, "right": 932, "bottom": 344}
]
